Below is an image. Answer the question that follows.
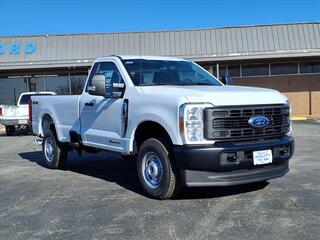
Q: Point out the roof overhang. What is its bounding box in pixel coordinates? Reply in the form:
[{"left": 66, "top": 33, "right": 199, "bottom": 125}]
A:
[{"left": 1, "top": 49, "right": 320, "bottom": 71}]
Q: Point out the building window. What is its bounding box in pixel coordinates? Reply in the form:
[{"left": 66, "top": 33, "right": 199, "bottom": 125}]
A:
[
  {"left": 212, "top": 66, "right": 217, "bottom": 77},
  {"left": 242, "top": 64, "right": 269, "bottom": 77},
  {"left": 228, "top": 65, "right": 240, "bottom": 77},
  {"left": 43, "top": 74, "right": 70, "bottom": 94},
  {"left": 70, "top": 75, "right": 87, "bottom": 94},
  {"left": 29, "top": 76, "right": 45, "bottom": 92},
  {"left": 219, "top": 65, "right": 227, "bottom": 78},
  {"left": 271, "top": 63, "right": 298, "bottom": 75},
  {"left": 203, "top": 66, "right": 210, "bottom": 72},
  {"left": 0, "top": 77, "right": 28, "bottom": 105},
  {"left": 300, "top": 62, "right": 320, "bottom": 74}
]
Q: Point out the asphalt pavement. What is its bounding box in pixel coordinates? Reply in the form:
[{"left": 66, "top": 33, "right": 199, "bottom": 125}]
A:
[{"left": 0, "top": 121, "right": 319, "bottom": 240}]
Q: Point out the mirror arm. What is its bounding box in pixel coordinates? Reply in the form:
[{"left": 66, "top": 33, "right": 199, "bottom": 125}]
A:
[
  {"left": 112, "top": 83, "right": 125, "bottom": 89},
  {"left": 112, "top": 92, "right": 123, "bottom": 98}
]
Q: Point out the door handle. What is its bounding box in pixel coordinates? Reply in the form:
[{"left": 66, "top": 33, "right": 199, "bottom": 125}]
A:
[{"left": 85, "top": 102, "right": 94, "bottom": 106}]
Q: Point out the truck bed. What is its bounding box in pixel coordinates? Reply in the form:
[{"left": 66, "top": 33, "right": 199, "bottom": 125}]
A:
[{"left": 32, "top": 95, "right": 81, "bottom": 142}]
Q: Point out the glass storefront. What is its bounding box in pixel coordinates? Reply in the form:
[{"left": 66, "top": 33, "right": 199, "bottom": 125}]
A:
[
  {"left": 43, "top": 75, "right": 70, "bottom": 94},
  {"left": 0, "top": 71, "right": 88, "bottom": 105},
  {"left": 70, "top": 75, "right": 87, "bottom": 95},
  {"left": 28, "top": 76, "right": 45, "bottom": 92},
  {"left": 0, "top": 77, "right": 28, "bottom": 105}
]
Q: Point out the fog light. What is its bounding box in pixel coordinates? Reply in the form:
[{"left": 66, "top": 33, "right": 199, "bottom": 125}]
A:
[
  {"left": 279, "top": 146, "right": 290, "bottom": 157},
  {"left": 274, "top": 146, "right": 291, "bottom": 158}
]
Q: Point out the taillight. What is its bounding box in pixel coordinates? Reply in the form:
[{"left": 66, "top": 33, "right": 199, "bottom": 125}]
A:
[
  {"left": 28, "top": 100, "right": 32, "bottom": 122},
  {"left": 0, "top": 107, "right": 2, "bottom": 116}
]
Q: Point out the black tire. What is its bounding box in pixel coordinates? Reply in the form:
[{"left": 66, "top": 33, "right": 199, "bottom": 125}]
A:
[
  {"left": 5, "top": 125, "right": 15, "bottom": 136},
  {"left": 42, "top": 128, "right": 68, "bottom": 169},
  {"left": 121, "top": 155, "right": 137, "bottom": 161},
  {"left": 137, "top": 138, "right": 180, "bottom": 199}
]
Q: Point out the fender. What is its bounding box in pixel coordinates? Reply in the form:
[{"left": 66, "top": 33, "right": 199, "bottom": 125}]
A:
[
  {"left": 38, "top": 111, "right": 59, "bottom": 138},
  {"left": 127, "top": 113, "right": 182, "bottom": 153}
]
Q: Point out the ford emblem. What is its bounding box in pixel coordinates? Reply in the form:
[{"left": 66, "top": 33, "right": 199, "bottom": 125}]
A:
[{"left": 248, "top": 116, "right": 270, "bottom": 128}]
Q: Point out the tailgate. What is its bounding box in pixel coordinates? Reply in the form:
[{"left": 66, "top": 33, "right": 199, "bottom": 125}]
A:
[
  {"left": 0, "top": 105, "right": 20, "bottom": 119},
  {"left": 0, "top": 105, "right": 28, "bottom": 119}
]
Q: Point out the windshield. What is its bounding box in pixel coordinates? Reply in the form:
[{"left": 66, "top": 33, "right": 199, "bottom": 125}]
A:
[{"left": 122, "top": 59, "right": 222, "bottom": 86}]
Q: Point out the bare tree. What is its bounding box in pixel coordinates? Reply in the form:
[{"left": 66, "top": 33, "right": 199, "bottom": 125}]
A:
[{"left": 55, "top": 77, "right": 86, "bottom": 95}]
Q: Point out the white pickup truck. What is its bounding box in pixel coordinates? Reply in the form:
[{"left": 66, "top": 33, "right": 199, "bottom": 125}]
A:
[
  {"left": 31, "top": 55, "right": 294, "bottom": 199},
  {"left": 0, "top": 92, "right": 55, "bottom": 135}
]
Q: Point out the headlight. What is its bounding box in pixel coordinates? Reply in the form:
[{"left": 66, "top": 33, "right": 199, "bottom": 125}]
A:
[{"left": 179, "top": 103, "right": 214, "bottom": 144}]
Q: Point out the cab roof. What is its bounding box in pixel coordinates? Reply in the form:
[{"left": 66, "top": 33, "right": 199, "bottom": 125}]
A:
[{"left": 96, "top": 55, "right": 189, "bottom": 62}]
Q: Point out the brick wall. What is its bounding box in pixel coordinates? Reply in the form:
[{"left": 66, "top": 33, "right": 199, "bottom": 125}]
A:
[{"left": 233, "top": 74, "right": 320, "bottom": 116}]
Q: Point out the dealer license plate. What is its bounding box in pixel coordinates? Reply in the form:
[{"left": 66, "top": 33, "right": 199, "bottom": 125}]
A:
[
  {"left": 253, "top": 149, "right": 272, "bottom": 165},
  {"left": 19, "top": 119, "right": 28, "bottom": 124}
]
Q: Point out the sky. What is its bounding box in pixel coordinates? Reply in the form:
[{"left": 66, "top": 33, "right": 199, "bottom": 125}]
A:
[{"left": 0, "top": 0, "right": 319, "bottom": 36}]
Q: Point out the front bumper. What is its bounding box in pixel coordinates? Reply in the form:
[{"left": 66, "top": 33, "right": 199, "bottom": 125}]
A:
[{"left": 173, "top": 135, "right": 294, "bottom": 187}]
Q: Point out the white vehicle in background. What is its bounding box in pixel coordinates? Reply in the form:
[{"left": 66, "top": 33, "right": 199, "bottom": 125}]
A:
[{"left": 0, "top": 92, "right": 55, "bottom": 135}]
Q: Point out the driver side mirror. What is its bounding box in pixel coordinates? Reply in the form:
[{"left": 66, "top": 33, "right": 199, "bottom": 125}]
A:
[
  {"left": 88, "top": 74, "right": 125, "bottom": 98},
  {"left": 88, "top": 75, "right": 106, "bottom": 96},
  {"left": 221, "top": 76, "right": 233, "bottom": 85}
]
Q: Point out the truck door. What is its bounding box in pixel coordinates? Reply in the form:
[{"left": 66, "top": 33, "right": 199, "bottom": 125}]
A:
[{"left": 79, "top": 61, "right": 126, "bottom": 152}]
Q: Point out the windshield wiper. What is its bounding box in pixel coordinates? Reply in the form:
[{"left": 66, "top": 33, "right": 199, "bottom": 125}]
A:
[
  {"left": 139, "top": 82, "right": 218, "bottom": 86},
  {"left": 174, "top": 82, "right": 215, "bottom": 86},
  {"left": 139, "top": 83, "right": 172, "bottom": 86}
]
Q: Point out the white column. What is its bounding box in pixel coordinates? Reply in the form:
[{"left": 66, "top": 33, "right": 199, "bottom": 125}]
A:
[{"left": 216, "top": 63, "right": 220, "bottom": 79}]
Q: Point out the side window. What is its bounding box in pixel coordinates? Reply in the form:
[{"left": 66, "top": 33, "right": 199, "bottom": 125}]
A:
[
  {"left": 87, "top": 62, "right": 124, "bottom": 92},
  {"left": 86, "top": 63, "right": 99, "bottom": 91},
  {"left": 97, "top": 62, "right": 124, "bottom": 85}
]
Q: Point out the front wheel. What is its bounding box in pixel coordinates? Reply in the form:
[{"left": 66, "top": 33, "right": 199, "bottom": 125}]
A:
[
  {"left": 137, "top": 138, "right": 180, "bottom": 199},
  {"left": 42, "top": 129, "right": 68, "bottom": 169}
]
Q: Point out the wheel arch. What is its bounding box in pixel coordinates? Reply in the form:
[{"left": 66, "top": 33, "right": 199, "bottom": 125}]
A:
[
  {"left": 40, "top": 113, "right": 57, "bottom": 137},
  {"left": 132, "top": 120, "right": 174, "bottom": 155}
]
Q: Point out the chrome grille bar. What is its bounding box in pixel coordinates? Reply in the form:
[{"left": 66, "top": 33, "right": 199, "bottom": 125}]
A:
[{"left": 204, "top": 104, "right": 290, "bottom": 141}]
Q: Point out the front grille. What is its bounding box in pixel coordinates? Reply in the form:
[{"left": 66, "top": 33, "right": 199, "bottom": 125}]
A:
[{"left": 204, "top": 105, "right": 290, "bottom": 141}]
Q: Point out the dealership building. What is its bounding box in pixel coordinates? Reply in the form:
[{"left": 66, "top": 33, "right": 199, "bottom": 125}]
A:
[{"left": 0, "top": 22, "right": 319, "bottom": 116}]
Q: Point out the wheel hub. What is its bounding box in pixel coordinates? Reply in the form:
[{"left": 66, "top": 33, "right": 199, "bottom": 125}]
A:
[
  {"left": 142, "top": 152, "right": 163, "bottom": 188},
  {"left": 44, "top": 138, "right": 54, "bottom": 162}
]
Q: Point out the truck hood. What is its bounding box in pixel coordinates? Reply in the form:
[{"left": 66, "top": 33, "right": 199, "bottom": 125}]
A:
[{"left": 140, "top": 85, "right": 287, "bottom": 106}]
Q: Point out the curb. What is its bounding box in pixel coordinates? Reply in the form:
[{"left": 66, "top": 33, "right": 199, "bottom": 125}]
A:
[
  {"left": 291, "top": 117, "right": 307, "bottom": 121},
  {"left": 291, "top": 116, "right": 320, "bottom": 121}
]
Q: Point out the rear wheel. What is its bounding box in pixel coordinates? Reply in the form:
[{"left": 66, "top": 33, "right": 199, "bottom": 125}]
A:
[
  {"left": 5, "top": 125, "right": 15, "bottom": 136},
  {"left": 42, "top": 129, "right": 68, "bottom": 169},
  {"left": 137, "top": 138, "right": 180, "bottom": 199}
]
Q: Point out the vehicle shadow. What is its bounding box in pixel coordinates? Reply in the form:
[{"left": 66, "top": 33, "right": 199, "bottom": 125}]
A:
[
  {"left": 19, "top": 150, "right": 269, "bottom": 200},
  {"left": 0, "top": 128, "right": 33, "bottom": 137}
]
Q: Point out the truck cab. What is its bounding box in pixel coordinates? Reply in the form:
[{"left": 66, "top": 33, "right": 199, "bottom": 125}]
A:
[{"left": 31, "top": 55, "right": 294, "bottom": 199}]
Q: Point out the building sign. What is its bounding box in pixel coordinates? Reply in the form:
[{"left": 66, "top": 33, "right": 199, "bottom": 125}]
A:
[{"left": 0, "top": 43, "right": 36, "bottom": 56}]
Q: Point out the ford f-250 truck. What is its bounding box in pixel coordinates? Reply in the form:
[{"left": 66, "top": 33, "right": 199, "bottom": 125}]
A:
[{"left": 31, "top": 55, "right": 294, "bottom": 199}]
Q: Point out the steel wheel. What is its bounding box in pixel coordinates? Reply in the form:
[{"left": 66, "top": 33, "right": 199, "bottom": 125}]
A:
[
  {"left": 137, "top": 138, "right": 180, "bottom": 199},
  {"left": 44, "top": 137, "right": 54, "bottom": 162},
  {"left": 142, "top": 151, "right": 164, "bottom": 189}
]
